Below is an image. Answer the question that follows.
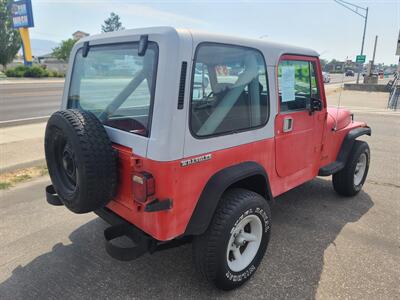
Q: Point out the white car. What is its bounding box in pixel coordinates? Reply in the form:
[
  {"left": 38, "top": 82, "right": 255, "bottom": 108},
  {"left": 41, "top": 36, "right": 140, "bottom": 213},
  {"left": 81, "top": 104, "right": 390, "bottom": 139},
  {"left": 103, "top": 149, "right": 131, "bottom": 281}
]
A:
[{"left": 322, "top": 72, "right": 330, "bottom": 83}]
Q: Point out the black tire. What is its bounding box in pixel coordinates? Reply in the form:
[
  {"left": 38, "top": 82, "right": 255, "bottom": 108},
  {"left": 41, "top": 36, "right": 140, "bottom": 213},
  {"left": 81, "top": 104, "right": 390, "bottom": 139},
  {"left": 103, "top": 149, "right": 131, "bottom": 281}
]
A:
[
  {"left": 45, "top": 109, "right": 117, "bottom": 213},
  {"left": 193, "top": 188, "right": 271, "bottom": 290},
  {"left": 333, "top": 140, "right": 370, "bottom": 197}
]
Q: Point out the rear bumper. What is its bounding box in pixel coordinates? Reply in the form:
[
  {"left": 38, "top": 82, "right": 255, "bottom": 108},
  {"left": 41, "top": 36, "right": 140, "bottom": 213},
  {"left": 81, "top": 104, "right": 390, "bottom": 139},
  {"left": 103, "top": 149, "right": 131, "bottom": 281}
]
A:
[
  {"left": 95, "top": 207, "right": 156, "bottom": 261},
  {"left": 46, "top": 185, "right": 183, "bottom": 261},
  {"left": 45, "top": 186, "right": 156, "bottom": 261},
  {"left": 94, "top": 206, "right": 132, "bottom": 227},
  {"left": 95, "top": 207, "right": 190, "bottom": 261}
]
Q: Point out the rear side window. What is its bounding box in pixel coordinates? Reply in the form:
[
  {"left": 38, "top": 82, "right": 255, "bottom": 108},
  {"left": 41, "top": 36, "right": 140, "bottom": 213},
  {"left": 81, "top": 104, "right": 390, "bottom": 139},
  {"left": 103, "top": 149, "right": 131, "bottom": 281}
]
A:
[
  {"left": 278, "top": 59, "right": 320, "bottom": 112},
  {"left": 190, "top": 43, "right": 269, "bottom": 137}
]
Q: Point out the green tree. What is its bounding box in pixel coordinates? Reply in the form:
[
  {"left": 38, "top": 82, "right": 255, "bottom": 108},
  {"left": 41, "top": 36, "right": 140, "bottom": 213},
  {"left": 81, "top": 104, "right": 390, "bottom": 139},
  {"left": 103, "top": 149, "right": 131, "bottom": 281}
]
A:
[
  {"left": 101, "top": 12, "right": 124, "bottom": 32},
  {"left": 0, "top": 0, "right": 21, "bottom": 70},
  {"left": 52, "top": 38, "right": 76, "bottom": 62},
  {"left": 320, "top": 59, "right": 328, "bottom": 69}
]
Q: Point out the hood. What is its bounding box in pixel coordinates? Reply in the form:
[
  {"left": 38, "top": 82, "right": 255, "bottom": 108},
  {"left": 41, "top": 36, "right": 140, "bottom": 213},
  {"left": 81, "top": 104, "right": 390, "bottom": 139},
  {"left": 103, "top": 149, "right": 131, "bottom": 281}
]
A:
[{"left": 327, "top": 107, "right": 352, "bottom": 130}]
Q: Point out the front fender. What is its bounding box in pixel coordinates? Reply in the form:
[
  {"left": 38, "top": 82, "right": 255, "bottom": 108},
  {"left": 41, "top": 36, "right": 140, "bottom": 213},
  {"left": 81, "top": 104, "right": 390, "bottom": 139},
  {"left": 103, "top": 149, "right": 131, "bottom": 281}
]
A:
[
  {"left": 336, "top": 126, "right": 371, "bottom": 163},
  {"left": 319, "top": 126, "right": 371, "bottom": 176}
]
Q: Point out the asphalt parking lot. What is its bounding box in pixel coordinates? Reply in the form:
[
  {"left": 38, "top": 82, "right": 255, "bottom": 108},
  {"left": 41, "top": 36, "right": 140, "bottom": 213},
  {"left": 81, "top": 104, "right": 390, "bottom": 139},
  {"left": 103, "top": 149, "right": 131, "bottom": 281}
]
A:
[{"left": 1, "top": 107, "right": 399, "bottom": 299}]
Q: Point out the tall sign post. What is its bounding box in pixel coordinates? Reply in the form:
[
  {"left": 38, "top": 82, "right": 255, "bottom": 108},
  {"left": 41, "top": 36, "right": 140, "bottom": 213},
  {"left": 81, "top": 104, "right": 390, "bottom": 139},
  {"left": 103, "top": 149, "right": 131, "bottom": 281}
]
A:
[{"left": 10, "top": 0, "right": 34, "bottom": 66}]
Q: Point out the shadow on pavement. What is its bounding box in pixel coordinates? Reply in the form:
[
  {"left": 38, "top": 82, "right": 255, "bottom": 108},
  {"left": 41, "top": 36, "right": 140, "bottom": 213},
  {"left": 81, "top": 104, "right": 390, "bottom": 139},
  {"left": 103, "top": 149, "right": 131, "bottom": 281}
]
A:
[{"left": 0, "top": 178, "right": 373, "bottom": 299}]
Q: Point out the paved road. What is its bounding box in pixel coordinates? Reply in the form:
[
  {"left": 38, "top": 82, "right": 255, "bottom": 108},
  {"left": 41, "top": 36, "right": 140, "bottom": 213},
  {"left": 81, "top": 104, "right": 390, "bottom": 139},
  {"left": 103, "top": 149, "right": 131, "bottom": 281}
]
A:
[
  {"left": 327, "top": 73, "right": 357, "bottom": 84},
  {"left": 0, "top": 81, "right": 63, "bottom": 123},
  {"left": 0, "top": 109, "right": 399, "bottom": 298},
  {"left": 0, "top": 74, "right": 356, "bottom": 124}
]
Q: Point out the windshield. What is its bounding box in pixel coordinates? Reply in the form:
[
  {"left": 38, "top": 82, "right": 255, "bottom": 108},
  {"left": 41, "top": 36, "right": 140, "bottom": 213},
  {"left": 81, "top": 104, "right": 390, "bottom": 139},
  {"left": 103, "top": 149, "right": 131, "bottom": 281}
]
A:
[{"left": 68, "top": 42, "right": 158, "bottom": 137}]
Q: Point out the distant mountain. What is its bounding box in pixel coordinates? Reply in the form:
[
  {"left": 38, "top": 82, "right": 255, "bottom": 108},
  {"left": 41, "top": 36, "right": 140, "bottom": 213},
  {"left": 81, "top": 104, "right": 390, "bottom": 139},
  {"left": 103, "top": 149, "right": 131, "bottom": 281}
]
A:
[{"left": 28, "top": 39, "right": 59, "bottom": 56}]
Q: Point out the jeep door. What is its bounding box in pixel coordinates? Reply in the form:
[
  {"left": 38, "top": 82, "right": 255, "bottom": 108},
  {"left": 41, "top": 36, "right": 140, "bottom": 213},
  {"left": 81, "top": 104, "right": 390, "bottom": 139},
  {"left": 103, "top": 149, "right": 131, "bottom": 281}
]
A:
[{"left": 274, "top": 55, "right": 326, "bottom": 177}]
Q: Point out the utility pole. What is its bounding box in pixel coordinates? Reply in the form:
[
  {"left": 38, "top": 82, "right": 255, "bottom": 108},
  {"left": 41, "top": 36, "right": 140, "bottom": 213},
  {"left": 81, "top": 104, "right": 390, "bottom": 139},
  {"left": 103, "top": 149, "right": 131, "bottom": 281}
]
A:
[
  {"left": 396, "top": 30, "right": 400, "bottom": 74},
  {"left": 371, "top": 35, "right": 378, "bottom": 74},
  {"left": 334, "top": 0, "right": 368, "bottom": 84}
]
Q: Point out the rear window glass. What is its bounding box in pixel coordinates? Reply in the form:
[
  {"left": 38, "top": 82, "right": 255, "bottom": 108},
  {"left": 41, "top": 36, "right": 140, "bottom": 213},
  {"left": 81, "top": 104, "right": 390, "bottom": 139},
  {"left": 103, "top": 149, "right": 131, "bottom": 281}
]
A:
[{"left": 68, "top": 42, "right": 158, "bottom": 137}]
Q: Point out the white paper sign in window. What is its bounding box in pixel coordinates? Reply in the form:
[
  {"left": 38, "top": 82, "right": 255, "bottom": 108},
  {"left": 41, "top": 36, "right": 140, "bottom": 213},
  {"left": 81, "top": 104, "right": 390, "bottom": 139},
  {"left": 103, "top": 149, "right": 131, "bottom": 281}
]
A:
[{"left": 281, "top": 66, "right": 295, "bottom": 102}]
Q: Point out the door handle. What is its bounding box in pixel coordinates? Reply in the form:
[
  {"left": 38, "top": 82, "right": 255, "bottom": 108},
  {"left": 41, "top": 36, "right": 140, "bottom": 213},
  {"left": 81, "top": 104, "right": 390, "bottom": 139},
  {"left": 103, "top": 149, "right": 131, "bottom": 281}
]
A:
[{"left": 283, "top": 117, "right": 293, "bottom": 132}]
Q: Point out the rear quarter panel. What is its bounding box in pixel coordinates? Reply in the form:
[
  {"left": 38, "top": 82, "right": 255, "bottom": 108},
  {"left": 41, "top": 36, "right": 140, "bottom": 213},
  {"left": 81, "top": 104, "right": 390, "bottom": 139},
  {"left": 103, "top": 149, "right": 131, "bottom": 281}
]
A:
[{"left": 108, "top": 139, "right": 277, "bottom": 241}]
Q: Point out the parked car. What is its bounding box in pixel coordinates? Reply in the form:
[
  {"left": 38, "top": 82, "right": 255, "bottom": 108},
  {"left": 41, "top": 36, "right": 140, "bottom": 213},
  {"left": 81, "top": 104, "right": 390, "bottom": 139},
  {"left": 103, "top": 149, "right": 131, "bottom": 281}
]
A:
[
  {"left": 44, "top": 27, "right": 371, "bottom": 291},
  {"left": 322, "top": 71, "right": 330, "bottom": 83},
  {"left": 345, "top": 70, "right": 355, "bottom": 76}
]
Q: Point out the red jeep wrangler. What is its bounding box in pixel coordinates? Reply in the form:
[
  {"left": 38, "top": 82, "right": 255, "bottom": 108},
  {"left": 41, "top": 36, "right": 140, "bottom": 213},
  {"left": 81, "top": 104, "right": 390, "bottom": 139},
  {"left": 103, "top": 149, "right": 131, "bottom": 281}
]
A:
[{"left": 45, "top": 27, "right": 371, "bottom": 290}]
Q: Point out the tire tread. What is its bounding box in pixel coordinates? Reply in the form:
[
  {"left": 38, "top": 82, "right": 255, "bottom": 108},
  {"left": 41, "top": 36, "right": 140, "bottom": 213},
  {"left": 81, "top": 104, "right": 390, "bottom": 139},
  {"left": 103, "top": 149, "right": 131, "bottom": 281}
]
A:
[
  {"left": 45, "top": 109, "right": 117, "bottom": 213},
  {"left": 193, "top": 188, "right": 270, "bottom": 289},
  {"left": 333, "top": 140, "right": 370, "bottom": 197}
]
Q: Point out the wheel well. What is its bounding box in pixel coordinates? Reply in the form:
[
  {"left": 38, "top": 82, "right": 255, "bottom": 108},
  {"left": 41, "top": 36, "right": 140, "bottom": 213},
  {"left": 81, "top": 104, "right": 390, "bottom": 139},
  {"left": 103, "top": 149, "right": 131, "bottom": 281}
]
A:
[
  {"left": 184, "top": 161, "right": 273, "bottom": 236},
  {"left": 228, "top": 174, "right": 270, "bottom": 202}
]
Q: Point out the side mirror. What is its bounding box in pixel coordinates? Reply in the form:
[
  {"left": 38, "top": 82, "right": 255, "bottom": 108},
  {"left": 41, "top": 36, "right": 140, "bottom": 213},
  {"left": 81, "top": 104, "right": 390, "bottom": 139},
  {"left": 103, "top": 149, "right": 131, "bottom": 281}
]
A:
[{"left": 310, "top": 97, "right": 323, "bottom": 113}]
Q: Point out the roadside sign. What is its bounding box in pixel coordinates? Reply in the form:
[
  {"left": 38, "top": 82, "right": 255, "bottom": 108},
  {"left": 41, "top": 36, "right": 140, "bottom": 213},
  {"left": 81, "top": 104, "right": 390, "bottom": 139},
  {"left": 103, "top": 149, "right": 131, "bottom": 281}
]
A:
[
  {"left": 10, "top": 0, "right": 34, "bottom": 66},
  {"left": 356, "top": 55, "right": 366, "bottom": 63},
  {"left": 11, "top": 0, "right": 34, "bottom": 29}
]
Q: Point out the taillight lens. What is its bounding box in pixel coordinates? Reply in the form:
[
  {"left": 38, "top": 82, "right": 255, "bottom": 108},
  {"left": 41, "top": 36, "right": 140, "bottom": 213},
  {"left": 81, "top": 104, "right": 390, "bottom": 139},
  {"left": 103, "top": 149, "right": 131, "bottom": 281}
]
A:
[{"left": 132, "top": 172, "right": 155, "bottom": 203}]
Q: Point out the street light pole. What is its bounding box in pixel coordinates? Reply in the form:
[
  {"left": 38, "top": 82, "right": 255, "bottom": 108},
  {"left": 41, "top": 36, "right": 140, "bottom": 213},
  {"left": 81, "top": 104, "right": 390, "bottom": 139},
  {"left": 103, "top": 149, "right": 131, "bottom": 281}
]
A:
[
  {"left": 358, "top": 7, "right": 368, "bottom": 84},
  {"left": 334, "top": 0, "right": 368, "bottom": 84}
]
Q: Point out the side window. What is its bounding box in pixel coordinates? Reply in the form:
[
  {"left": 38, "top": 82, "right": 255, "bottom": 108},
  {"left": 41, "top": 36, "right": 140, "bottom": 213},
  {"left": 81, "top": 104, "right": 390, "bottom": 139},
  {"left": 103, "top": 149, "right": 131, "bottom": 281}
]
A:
[
  {"left": 278, "top": 60, "right": 317, "bottom": 112},
  {"left": 190, "top": 44, "right": 269, "bottom": 137}
]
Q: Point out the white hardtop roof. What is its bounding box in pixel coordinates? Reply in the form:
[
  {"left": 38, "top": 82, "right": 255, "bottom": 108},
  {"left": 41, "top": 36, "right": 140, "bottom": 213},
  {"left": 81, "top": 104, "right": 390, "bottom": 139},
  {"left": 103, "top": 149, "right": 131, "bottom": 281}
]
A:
[{"left": 80, "top": 26, "right": 319, "bottom": 65}]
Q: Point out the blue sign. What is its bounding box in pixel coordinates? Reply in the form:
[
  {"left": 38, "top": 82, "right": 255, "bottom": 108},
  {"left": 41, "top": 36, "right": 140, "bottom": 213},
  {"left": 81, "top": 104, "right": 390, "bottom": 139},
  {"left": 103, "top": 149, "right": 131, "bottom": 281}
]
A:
[{"left": 11, "top": 0, "right": 34, "bottom": 28}]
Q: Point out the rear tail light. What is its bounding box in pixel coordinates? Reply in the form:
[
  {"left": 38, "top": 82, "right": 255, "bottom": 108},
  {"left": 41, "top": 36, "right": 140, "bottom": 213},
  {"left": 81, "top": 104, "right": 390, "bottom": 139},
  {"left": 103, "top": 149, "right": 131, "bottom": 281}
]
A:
[{"left": 132, "top": 172, "right": 155, "bottom": 203}]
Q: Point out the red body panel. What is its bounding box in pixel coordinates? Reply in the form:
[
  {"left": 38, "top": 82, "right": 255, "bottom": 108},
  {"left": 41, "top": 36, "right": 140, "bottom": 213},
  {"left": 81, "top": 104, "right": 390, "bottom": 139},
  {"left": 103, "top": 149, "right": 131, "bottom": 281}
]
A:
[
  {"left": 108, "top": 122, "right": 365, "bottom": 242},
  {"left": 275, "top": 110, "right": 319, "bottom": 177},
  {"left": 274, "top": 55, "right": 326, "bottom": 180},
  {"left": 105, "top": 54, "right": 368, "bottom": 242},
  {"left": 108, "top": 140, "right": 276, "bottom": 241}
]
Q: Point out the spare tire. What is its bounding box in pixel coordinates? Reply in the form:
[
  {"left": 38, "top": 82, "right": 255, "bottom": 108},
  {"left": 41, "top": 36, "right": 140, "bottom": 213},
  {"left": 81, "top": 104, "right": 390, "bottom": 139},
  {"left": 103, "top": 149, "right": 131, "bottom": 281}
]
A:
[{"left": 45, "top": 109, "right": 118, "bottom": 213}]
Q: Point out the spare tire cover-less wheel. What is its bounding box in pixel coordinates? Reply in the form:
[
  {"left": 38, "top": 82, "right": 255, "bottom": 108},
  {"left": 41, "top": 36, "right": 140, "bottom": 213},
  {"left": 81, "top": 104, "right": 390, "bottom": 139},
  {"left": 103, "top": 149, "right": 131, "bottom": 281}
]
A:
[{"left": 45, "top": 109, "right": 118, "bottom": 213}]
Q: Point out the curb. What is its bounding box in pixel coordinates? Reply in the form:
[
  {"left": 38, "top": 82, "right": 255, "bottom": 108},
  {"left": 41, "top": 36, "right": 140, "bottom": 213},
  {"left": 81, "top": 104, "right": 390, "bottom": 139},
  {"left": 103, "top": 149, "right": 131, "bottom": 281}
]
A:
[
  {"left": 344, "top": 83, "right": 389, "bottom": 93},
  {"left": 0, "top": 158, "right": 46, "bottom": 174},
  {"left": 0, "top": 79, "right": 65, "bottom": 84},
  {"left": 0, "top": 116, "right": 49, "bottom": 128}
]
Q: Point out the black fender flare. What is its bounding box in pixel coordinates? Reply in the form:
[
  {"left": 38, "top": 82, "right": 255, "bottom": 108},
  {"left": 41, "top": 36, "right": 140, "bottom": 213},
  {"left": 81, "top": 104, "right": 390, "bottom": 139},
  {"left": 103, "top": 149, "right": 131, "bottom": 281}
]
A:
[
  {"left": 337, "top": 126, "right": 371, "bottom": 163},
  {"left": 184, "top": 161, "right": 273, "bottom": 236},
  {"left": 319, "top": 126, "right": 371, "bottom": 176}
]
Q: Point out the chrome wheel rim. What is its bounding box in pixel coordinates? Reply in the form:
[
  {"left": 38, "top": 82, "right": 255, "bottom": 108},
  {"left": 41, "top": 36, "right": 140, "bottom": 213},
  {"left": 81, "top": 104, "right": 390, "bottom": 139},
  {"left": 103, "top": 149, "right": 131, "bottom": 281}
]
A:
[
  {"left": 226, "top": 215, "right": 262, "bottom": 272},
  {"left": 354, "top": 153, "right": 367, "bottom": 186}
]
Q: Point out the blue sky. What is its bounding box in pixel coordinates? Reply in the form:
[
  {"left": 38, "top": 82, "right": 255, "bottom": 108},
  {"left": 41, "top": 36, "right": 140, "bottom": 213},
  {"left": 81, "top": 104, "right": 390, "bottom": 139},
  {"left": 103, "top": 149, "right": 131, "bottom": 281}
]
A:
[{"left": 29, "top": 0, "right": 399, "bottom": 64}]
